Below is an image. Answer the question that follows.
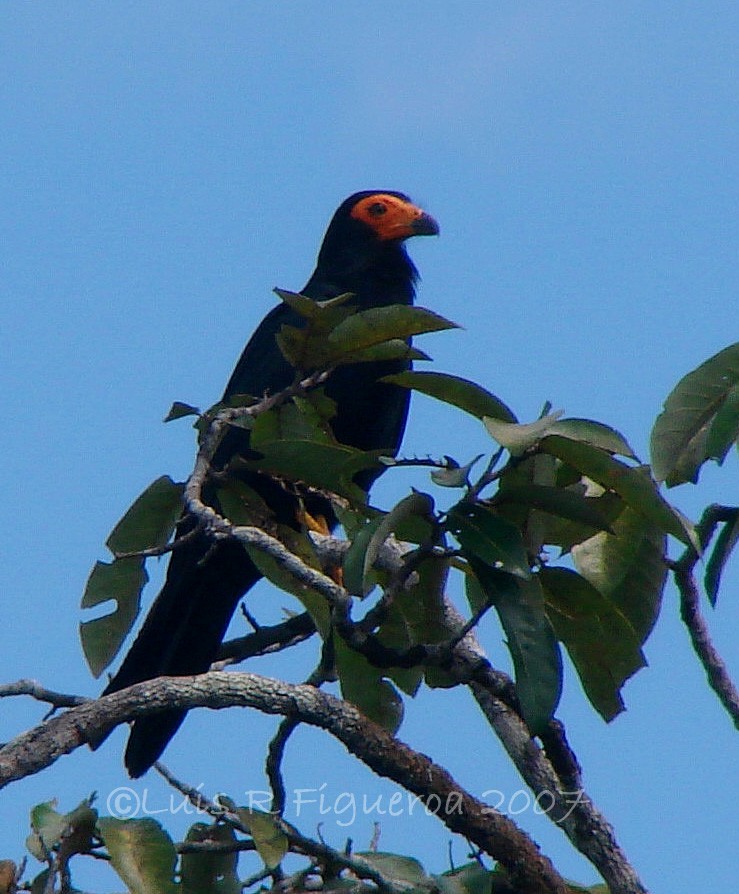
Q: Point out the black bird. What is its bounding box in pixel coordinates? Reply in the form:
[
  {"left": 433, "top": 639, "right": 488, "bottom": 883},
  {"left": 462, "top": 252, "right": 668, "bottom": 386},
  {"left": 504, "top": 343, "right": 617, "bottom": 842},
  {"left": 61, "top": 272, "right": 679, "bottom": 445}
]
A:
[{"left": 100, "top": 191, "right": 439, "bottom": 777}]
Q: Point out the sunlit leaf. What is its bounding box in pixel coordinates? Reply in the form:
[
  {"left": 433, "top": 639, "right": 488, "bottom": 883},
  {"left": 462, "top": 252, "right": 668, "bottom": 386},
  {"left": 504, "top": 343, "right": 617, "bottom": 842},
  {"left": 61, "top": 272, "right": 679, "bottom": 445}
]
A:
[
  {"left": 97, "top": 818, "right": 177, "bottom": 894},
  {"left": 431, "top": 454, "right": 483, "bottom": 488},
  {"left": 540, "top": 436, "right": 695, "bottom": 546},
  {"left": 235, "top": 808, "right": 288, "bottom": 869},
  {"left": 572, "top": 505, "right": 667, "bottom": 644},
  {"left": 547, "top": 418, "right": 637, "bottom": 458},
  {"left": 650, "top": 342, "right": 739, "bottom": 485},
  {"left": 327, "top": 305, "right": 457, "bottom": 358},
  {"left": 381, "top": 370, "right": 516, "bottom": 422},
  {"left": 483, "top": 410, "right": 564, "bottom": 456}
]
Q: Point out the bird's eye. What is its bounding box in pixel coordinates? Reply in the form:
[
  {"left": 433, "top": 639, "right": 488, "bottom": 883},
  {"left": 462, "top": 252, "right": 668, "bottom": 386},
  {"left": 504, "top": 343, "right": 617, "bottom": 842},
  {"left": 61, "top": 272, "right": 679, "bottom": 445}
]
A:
[{"left": 368, "top": 202, "right": 387, "bottom": 216}]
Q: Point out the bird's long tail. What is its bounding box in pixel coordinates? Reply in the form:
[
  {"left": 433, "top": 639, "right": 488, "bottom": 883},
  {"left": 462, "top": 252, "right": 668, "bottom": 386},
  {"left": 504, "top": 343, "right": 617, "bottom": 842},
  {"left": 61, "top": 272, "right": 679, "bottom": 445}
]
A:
[{"left": 99, "top": 533, "right": 260, "bottom": 777}]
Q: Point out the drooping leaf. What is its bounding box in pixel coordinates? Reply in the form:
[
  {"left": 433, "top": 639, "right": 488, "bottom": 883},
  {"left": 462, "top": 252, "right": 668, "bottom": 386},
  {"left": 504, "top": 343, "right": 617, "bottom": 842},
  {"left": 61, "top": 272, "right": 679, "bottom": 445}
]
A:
[
  {"left": 571, "top": 505, "right": 667, "bottom": 644},
  {"left": 106, "top": 476, "right": 184, "bottom": 556},
  {"left": 27, "top": 801, "right": 69, "bottom": 860},
  {"left": 447, "top": 503, "right": 531, "bottom": 579},
  {"left": 363, "top": 492, "right": 435, "bottom": 588},
  {"left": 430, "top": 454, "right": 483, "bottom": 488},
  {"left": 97, "top": 818, "right": 178, "bottom": 894},
  {"left": 163, "top": 401, "right": 200, "bottom": 422},
  {"left": 235, "top": 808, "right": 288, "bottom": 870},
  {"left": 354, "top": 853, "right": 428, "bottom": 886},
  {"left": 704, "top": 509, "right": 739, "bottom": 606},
  {"left": 483, "top": 410, "right": 565, "bottom": 456},
  {"left": 537, "top": 491, "right": 625, "bottom": 553},
  {"left": 467, "top": 568, "right": 562, "bottom": 735},
  {"left": 539, "top": 566, "right": 646, "bottom": 721},
  {"left": 540, "top": 436, "right": 695, "bottom": 546},
  {"left": 335, "top": 638, "right": 404, "bottom": 733},
  {"left": 182, "top": 823, "right": 241, "bottom": 894},
  {"left": 650, "top": 342, "right": 739, "bottom": 485},
  {"left": 381, "top": 370, "right": 516, "bottom": 422},
  {"left": 705, "top": 382, "right": 739, "bottom": 464},
  {"left": 342, "top": 515, "right": 386, "bottom": 597},
  {"left": 547, "top": 418, "right": 637, "bottom": 458},
  {"left": 80, "top": 558, "right": 148, "bottom": 677}
]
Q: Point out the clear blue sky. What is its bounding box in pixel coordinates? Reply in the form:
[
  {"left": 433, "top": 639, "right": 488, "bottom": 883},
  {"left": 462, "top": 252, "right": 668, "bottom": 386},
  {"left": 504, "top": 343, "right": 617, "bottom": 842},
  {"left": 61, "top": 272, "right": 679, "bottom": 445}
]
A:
[{"left": 2, "top": 4, "right": 738, "bottom": 892}]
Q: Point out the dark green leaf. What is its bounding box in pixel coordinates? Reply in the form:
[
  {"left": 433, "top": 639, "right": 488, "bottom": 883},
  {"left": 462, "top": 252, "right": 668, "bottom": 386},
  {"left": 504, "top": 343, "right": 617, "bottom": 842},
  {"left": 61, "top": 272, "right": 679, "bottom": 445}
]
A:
[
  {"left": 182, "top": 823, "right": 241, "bottom": 894},
  {"left": 705, "top": 509, "right": 739, "bottom": 606},
  {"left": 80, "top": 558, "right": 148, "bottom": 677},
  {"left": 106, "top": 476, "right": 184, "bottom": 556},
  {"left": 484, "top": 411, "right": 564, "bottom": 455},
  {"left": 572, "top": 505, "right": 667, "bottom": 644},
  {"left": 246, "top": 440, "right": 382, "bottom": 505},
  {"left": 447, "top": 503, "right": 531, "bottom": 579},
  {"left": 235, "top": 809, "right": 288, "bottom": 869},
  {"left": 97, "top": 818, "right": 178, "bottom": 894},
  {"left": 650, "top": 342, "right": 739, "bottom": 484},
  {"left": 274, "top": 287, "right": 354, "bottom": 319},
  {"left": 540, "top": 436, "right": 695, "bottom": 546},
  {"left": 435, "top": 863, "right": 515, "bottom": 894},
  {"left": 468, "top": 568, "right": 562, "bottom": 735},
  {"left": 547, "top": 418, "right": 637, "bottom": 458},
  {"left": 706, "top": 382, "right": 739, "bottom": 464},
  {"left": 341, "top": 339, "right": 431, "bottom": 365},
  {"left": 335, "top": 638, "right": 404, "bottom": 733},
  {"left": 163, "top": 401, "right": 200, "bottom": 422},
  {"left": 381, "top": 370, "right": 516, "bottom": 422},
  {"left": 540, "top": 567, "right": 646, "bottom": 721},
  {"left": 537, "top": 491, "right": 625, "bottom": 553},
  {"left": 492, "top": 484, "right": 616, "bottom": 535}
]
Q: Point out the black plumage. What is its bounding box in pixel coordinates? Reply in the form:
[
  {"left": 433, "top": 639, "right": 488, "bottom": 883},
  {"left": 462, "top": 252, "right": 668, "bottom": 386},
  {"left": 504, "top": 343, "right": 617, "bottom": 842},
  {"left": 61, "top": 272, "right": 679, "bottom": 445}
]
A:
[{"left": 100, "top": 191, "right": 438, "bottom": 776}]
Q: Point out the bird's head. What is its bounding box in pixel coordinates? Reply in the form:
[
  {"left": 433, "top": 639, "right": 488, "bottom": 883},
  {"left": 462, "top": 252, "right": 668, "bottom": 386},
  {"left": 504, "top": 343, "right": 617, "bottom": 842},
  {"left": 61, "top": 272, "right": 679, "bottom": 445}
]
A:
[{"left": 316, "top": 191, "right": 439, "bottom": 275}]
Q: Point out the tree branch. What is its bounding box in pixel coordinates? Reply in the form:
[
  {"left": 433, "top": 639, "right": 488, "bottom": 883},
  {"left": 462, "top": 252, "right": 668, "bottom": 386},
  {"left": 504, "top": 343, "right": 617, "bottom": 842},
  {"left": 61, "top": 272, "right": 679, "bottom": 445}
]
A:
[{"left": 0, "top": 672, "right": 568, "bottom": 894}]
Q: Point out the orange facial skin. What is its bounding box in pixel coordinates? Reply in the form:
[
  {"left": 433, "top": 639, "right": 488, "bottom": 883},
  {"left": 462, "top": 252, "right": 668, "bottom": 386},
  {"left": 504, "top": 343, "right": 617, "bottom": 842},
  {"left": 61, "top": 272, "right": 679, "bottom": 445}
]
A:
[{"left": 350, "top": 193, "right": 439, "bottom": 241}]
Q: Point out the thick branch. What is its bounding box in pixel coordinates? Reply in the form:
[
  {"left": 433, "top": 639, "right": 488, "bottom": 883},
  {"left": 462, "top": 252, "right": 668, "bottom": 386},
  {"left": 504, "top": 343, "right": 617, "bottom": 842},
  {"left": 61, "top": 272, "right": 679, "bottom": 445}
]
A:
[{"left": 0, "top": 672, "right": 567, "bottom": 894}]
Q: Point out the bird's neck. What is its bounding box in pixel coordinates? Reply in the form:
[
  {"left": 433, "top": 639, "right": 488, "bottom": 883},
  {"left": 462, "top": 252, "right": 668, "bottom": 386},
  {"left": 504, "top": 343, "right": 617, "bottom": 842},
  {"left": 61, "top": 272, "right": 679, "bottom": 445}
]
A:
[{"left": 304, "top": 242, "right": 418, "bottom": 307}]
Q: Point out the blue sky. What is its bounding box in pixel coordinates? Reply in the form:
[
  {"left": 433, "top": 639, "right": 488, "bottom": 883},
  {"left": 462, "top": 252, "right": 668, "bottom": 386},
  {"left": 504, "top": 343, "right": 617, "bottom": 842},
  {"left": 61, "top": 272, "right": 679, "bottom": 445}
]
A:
[{"left": 2, "top": 3, "right": 738, "bottom": 892}]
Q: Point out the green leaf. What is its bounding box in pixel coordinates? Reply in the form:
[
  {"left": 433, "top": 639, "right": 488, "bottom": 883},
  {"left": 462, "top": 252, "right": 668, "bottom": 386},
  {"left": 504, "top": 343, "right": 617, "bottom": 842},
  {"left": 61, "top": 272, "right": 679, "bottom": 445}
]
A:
[
  {"left": 163, "top": 401, "right": 200, "bottom": 422},
  {"left": 547, "top": 418, "right": 637, "bottom": 458},
  {"left": 80, "top": 558, "right": 148, "bottom": 677},
  {"left": 106, "top": 476, "right": 184, "bottom": 556},
  {"left": 435, "top": 862, "right": 514, "bottom": 894},
  {"left": 571, "top": 505, "right": 667, "bottom": 644},
  {"left": 447, "top": 503, "right": 531, "bottom": 579},
  {"left": 97, "top": 818, "right": 178, "bottom": 894},
  {"left": 27, "top": 801, "right": 69, "bottom": 860},
  {"left": 274, "top": 287, "right": 354, "bottom": 319},
  {"left": 705, "top": 509, "right": 739, "bottom": 606},
  {"left": 364, "top": 492, "right": 435, "bottom": 587},
  {"left": 251, "top": 398, "right": 335, "bottom": 448},
  {"left": 342, "top": 515, "right": 385, "bottom": 597},
  {"left": 467, "top": 568, "right": 562, "bottom": 735},
  {"left": 492, "top": 484, "right": 616, "bottom": 535},
  {"left": 650, "top": 342, "right": 739, "bottom": 484},
  {"left": 235, "top": 808, "right": 288, "bottom": 870},
  {"left": 483, "top": 410, "right": 565, "bottom": 456},
  {"left": 326, "top": 305, "right": 458, "bottom": 360},
  {"left": 354, "top": 853, "right": 428, "bottom": 886},
  {"left": 706, "top": 382, "right": 739, "bottom": 464},
  {"left": 539, "top": 566, "right": 646, "bottom": 721},
  {"left": 335, "top": 638, "right": 404, "bottom": 733},
  {"left": 182, "top": 823, "right": 241, "bottom": 894},
  {"left": 537, "top": 491, "right": 625, "bottom": 553},
  {"left": 431, "top": 454, "right": 483, "bottom": 488},
  {"left": 342, "top": 339, "right": 431, "bottom": 365},
  {"left": 246, "top": 440, "right": 383, "bottom": 505},
  {"left": 540, "top": 436, "right": 695, "bottom": 546},
  {"left": 381, "top": 370, "right": 517, "bottom": 422}
]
